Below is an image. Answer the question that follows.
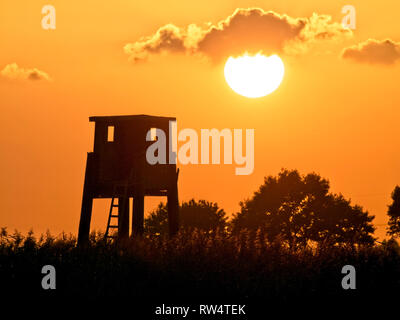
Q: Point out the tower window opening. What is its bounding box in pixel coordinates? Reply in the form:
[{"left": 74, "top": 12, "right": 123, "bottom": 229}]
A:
[{"left": 107, "top": 126, "right": 114, "bottom": 142}]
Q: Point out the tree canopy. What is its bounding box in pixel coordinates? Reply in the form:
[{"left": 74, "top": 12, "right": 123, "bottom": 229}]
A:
[
  {"left": 145, "top": 199, "right": 227, "bottom": 234},
  {"left": 387, "top": 186, "right": 400, "bottom": 237},
  {"left": 231, "top": 169, "right": 375, "bottom": 246}
]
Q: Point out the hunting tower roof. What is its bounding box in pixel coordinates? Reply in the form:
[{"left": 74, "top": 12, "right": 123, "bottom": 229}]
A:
[{"left": 89, "top": 114, "right": 176, "bottom": 122}]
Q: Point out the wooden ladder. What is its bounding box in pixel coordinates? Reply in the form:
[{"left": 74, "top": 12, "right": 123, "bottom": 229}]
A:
[
  {"left": 104, "top": 191, "right": 121, "bottom": 240},
  {"left": 104, "top": 169, "right": 135, "bottom": 240}
]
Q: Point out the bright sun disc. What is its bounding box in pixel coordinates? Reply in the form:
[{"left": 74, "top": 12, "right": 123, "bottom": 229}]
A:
[{"left": 224, "top": 54, "right": 285, "bottom": 98}]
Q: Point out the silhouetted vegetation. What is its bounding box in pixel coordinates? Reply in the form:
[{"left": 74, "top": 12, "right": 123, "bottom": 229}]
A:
[
  {"left": 0, "top": 228, "right": 399, "bottom": 308},
  {"left": 387, "top": 185, "right": 400, "bottom": 237},
  {"left": 147, "top": 170, "right": 376, "bottom": 248},
  {"left": 145, "top": 199, "right": 228, "bottom": 234},
  {"left": 232, "top": 169, "right": 375, "bottom": 247}
]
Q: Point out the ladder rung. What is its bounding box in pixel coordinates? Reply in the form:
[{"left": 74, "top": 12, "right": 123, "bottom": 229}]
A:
[{"left": 105, "top": 184, "right": 131, "bottom": 239}]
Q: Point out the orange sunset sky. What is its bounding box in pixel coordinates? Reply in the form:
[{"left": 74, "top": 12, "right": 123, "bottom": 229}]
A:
[{"left": 1, "top": 0, "right": 400, "bottom": 240}]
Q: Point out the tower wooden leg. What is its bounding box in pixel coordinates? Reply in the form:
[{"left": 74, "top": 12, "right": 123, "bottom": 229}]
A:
[
  {"left": 78, "top": 191, "right": 93, "bottom": 246},
  {"left": 78, "top": 154, "right": 94, "bottom": 247},
  {"left": 132, "top": 192, "right": 144, "bottom": 236},
  {"left": 118, "top": 197, "right": 130, "bottom": 241},
  {"left": 167, "top": 184, "right": 179, "bottom": 237}
]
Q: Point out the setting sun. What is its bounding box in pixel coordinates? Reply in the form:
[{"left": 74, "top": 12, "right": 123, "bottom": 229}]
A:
[{"left": 224, "top": 54, "right": 285, "bottom": 98}]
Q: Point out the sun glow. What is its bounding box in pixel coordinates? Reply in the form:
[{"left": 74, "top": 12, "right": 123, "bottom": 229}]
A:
[{"left": 224, "top": 53, "right": 285, "bottom": 98}]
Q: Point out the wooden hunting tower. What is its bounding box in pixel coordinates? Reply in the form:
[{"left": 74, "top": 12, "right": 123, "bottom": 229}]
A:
[{"left": 77, "top": 115, "right": 179, "bottom": 246}]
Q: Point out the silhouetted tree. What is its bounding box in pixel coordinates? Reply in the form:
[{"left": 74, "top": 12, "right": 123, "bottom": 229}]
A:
[
  {"left": 387, "top": 186, "right": 400, "bottom": 237},
  {"left": 231, "top": 169, "right": 375, "bottom": 246},
  {"left": 145, "top": 199, "right": 227, "bottom": 234},
  {"left": 145, "top": 202, "right": 170, "bottom": 235}
]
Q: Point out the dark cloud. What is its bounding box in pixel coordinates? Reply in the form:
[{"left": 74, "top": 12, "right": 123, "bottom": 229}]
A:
[
  {"left": 0, "top": 63, "right": 51, "bottom": 81},
  {"left": 124, "top": 24, "right": 187, "bottom": 62},
  {"left": 196, "top": 9, "right": 306, "bottom": 62},
  {"left": 342, "top": 39, "right": 400, "bottom": 65},
  {"left": 124, "top": 8, "right": 351, "bottom": 62}
]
